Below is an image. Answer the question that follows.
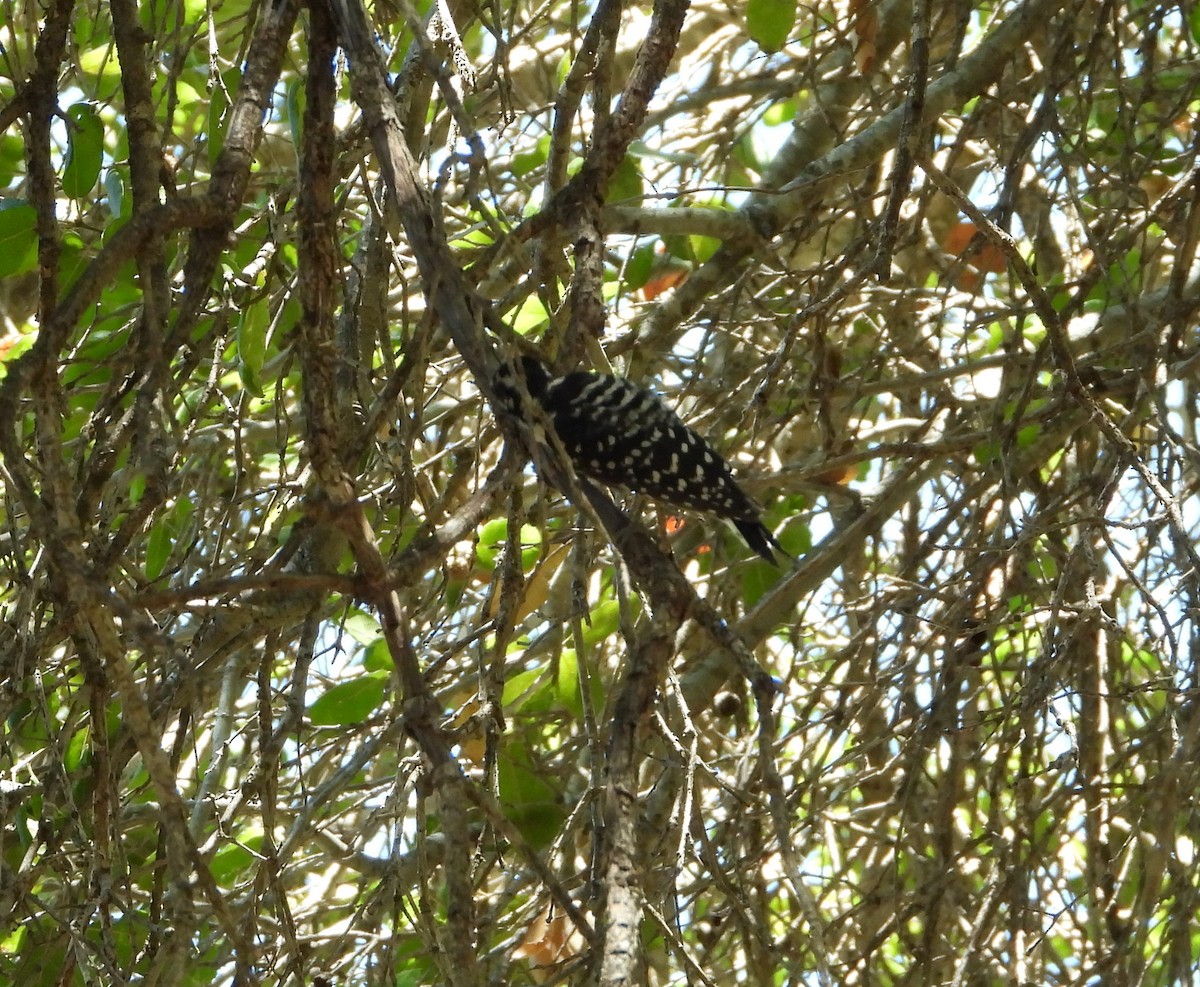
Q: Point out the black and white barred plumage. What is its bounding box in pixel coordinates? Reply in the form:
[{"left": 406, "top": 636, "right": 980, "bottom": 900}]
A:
[{"left": 496, "top": 356, "right": 785, "bottom": 563}]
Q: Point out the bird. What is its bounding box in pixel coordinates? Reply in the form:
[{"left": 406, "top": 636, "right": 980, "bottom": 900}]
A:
[{"left": 495, "top": 355, "right": 786, "bottom": 564}]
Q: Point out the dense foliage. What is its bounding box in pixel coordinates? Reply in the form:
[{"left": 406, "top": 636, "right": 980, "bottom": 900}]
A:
[{"left": 3, "top": 0, "right": 1200, "bottom": 983}]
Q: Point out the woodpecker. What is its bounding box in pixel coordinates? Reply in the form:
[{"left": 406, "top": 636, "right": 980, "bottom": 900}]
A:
[{"left": 495, "top": 356, "right": 785, "bottom": 564}]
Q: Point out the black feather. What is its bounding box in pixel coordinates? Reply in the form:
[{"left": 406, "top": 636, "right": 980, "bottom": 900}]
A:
[{"left": 497, "top": 356, "right": 786, "bottom": 564}]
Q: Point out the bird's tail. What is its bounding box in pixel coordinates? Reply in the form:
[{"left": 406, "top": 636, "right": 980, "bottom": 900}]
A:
[{"left": 735, "top": 519, "right": 789, "bottom": 566}]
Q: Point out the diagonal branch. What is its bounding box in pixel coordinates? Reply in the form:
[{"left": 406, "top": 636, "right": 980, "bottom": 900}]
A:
[{"left": 639, "top": 0, "right": 1071, "bottom": 353}]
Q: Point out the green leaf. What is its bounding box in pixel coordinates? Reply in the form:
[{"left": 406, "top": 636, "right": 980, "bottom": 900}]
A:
[
  {"left": 145, "top": 521, "right": 172, "bottom": 581},
  {"left": 475, "top": 518, "right": 508, "bottom": 570},
  {"left": 606, "top": 153, "right": 644, "bottom": 205},
  {"left": 343, "top": 609, "right": 383, "bottom": 646},
  {"left": 308, "top": 672, "right": 388, "bottom": 726},
  {"left": 554, "top": 648, "right": 585, "bottom": 719},
  {"left": 1016, "top": 423, "right": 1041, "bottom": 447},
  {"left": 0, "top": 201, "right": 38, "bottom": 279},
  {"left": 450, "top": 220, "right": 494, "bottom": 251},
  {"left": 732, "top": 132, "right": 761, "bottom": 177},
  {"left": 510, "top": 295, "right": 551, "bottom": 335},
  {"left": 747, "top": 0, "right": 797, "bottom": 53},
  {"left": 689, "top": 231, "right": 722, "bottom": 264},
  {"left": 502, "top": 666, "right": 544, "bottom": 708},
  {"left": 0, "top": 131, "right": 25, "bottom": 186},
  {"left": 972, "top": 439, "right": 1000, "bottom": 466},
  {"left": 551, "top": 649, "right": 603, "bottom": 721},
  {"left": 140, "top": 0, "right": 208, "bottom": 35},
  {"left": 623, "top": 242, "right": 656, "bottom": 291},
  {"left": 741, "top": 551, "right": 784, "bottom": 606},
  {"left": 0, "top": 333, "right": 34, "bottom": 372},
  {"left": 236, "top": 296, "right": 270, "bottom": 398},
  {"left": 763, "top": 99, "right": 796, "bottom": 126},
  {"left": 475, "top": 518, "right": 542, "bottom": 570},
  {"left": 144, "top": 497, "right": 194, "bottom": 580},
  {"left": 986, "top": 322, "right": 1005, "bottom": 352},
  {"left": 581, "top": 599, "right": 620, "bottom": 645},
  {"left": 498, "top": 743, "right": 565, "bottom": 849},
  {"left": 211, "top": 830, "right": 263, "bottom": 883},
  {"left": 511, "top": 134, "right": 550, "bottom": 178},
  {"left": 62, "top": 103, "right": 104, "bottom": 198},
  {"left": 363, "top": 638, "right": 393, "bottom": 672},
  {"left": 78, "top": 43, "right": 122, "bottom": 92}
]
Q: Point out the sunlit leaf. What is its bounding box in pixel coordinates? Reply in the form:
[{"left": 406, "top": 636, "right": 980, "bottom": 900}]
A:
[
  {"left": 689, "top": 231, "right": 721, "bottom": 264},
  {"left": 763, "top": 99, "right": 796, "bottom": 126},
  {"left": 308, "top": 673, "right": 388, "bottom": 726},
  {"left": 746, "top": 0, "right": 797, "bottom": 52},
  {"left": 502, "top": 666, "right": 544, "bottom": 708},
  {"left": 343, "top": 609, "right": 383, "bottom": 646},
  {"left": 476, "top": 518, "right": 541, "bottom": 571},
  {"left": 78, "top": 44, "right": 121, "bottom": 87},
  {"left": 363, "top": 638, "right": 393, "bottom": 672}
]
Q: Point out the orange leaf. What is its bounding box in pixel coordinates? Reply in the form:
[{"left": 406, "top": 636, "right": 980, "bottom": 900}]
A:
[
  {"left": 850, "top": 0, "right": 878, "bottom": 74},
  {"left": 813, "top": 462, "right": 858, "bottom": 485},
  {"left": 641, "top": 268, "right": 688, "bottom": 300},
  {"left": 514, "top": 904, "right": 583, "bottom": 977},
  {"left": 943, "top": 222, "right": 1007, "bottom": 276}
]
